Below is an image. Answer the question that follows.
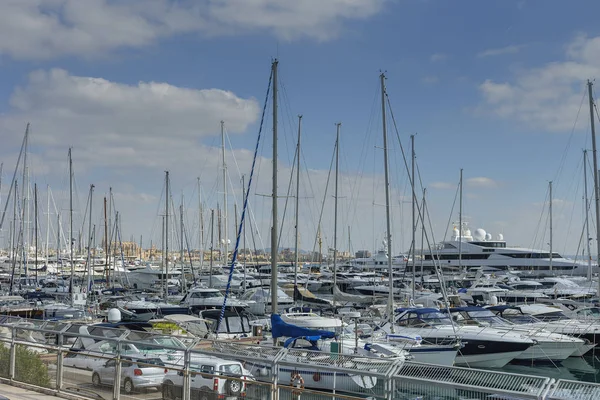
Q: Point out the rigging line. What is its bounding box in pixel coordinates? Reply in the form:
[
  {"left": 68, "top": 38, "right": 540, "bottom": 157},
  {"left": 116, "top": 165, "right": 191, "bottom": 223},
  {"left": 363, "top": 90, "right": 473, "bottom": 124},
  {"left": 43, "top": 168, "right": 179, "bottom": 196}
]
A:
[
  {"left": 298, "top": 148, "right": 319, "bottom": 244},
  {"left": 561, "top": 155, "right": 584, "bottom": 256},
  {"left": 307, "top": 138, "right": 337, "bottom": 265},
  {"left": 182, "top": 219, "right": 197, "bottom": 286},
  {"left": 552, "top": 87, "right": 586, "bottom": 183},
  {"left": 276, "top": 136, "right": 298, "bottom": 251},
  {"left": 0, "top": 124, "right": 28, "bottom": 232},
  {"left": 530, "top": 185, "right": 548, "bottom": 252},
  {"left": 347, "top": 80, "right": 381, "bottom": 250},
  {"left": 217, "top": 66, "right": 272, "bottom": 333},
  {"left": 148, "top": 178, "right": 167, "bottom": 248},
  {"left": 78, "top": 183, "right": 92, "bottom": 246},
  {"left": 443, "top": 177, "right": 461, "bottom": 243},
  {"left": 223, "top": 126, "right": 267, "bottom": 255}
]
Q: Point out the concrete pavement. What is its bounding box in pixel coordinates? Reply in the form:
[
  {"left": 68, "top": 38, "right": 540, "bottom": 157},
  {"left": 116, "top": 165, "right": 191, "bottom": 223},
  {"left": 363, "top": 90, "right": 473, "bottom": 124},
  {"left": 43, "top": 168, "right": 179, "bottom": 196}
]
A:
[{"left": 0, "top": 383, "right": 60, "bottom": 399}]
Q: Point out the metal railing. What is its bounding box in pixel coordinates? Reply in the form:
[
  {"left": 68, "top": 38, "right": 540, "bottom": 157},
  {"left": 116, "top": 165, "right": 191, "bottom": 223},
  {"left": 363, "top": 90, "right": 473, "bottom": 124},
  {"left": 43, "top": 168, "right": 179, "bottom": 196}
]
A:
[{"left": 0, "top": 316, "right": 596, "bottom": 400}]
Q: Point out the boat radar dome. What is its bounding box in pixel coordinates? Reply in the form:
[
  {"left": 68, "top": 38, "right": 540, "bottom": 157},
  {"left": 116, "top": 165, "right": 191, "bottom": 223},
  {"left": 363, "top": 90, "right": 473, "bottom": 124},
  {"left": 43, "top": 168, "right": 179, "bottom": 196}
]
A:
[
  {"left": 107, "top": 308, "right": 122, "bottom": 323},
  {"left": 497, "top": 233, "right": 504, "bottom": 241},
  {"left": 485, "top": 233, "right": 492, "bottom": 241},
  {"left": 473, "top": 228, "right": 486, "bottom": 241}
]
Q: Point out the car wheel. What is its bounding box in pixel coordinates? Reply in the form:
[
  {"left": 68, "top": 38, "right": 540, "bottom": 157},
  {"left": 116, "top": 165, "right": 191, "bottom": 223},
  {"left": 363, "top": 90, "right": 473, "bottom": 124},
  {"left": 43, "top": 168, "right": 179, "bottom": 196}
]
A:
[
  {"left": 162, "top": 381, "right": 174, "bottom": 400},
  {"left": 123, "top": 378, "right": 134, "bottom": 394},
  {"left": 197, "top": 386, "right": 215, "bottom": 400},
  {"left": 227, "top": 379, "right": 242, "bottom": 395},
  {"left": 92, "top": 373, "right": 101, "bottom": 387}
]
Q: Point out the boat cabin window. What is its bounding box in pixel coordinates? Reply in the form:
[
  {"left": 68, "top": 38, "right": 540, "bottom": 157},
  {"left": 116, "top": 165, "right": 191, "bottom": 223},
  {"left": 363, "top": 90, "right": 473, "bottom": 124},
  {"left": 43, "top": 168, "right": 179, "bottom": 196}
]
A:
[
  {"left": 577, "top": 308, "right": 600, "bottom": 317},
  {"left": 465, "top": 310, "right": 509, "bottom": 326},
  {"left": 534, "top": 312, "right": 568, "bottom": 322},
  {"left": 191, "top": 291, "right": 222, "bottom": 299},
  {"left": 469, "top": 241, "right": 506, "bottom": 248},
  {"left": 498, "top": 313, "right": 539, "bottom": 324},
  {"left": 397, "top": 312, "right": 450, "bottom": 327}
]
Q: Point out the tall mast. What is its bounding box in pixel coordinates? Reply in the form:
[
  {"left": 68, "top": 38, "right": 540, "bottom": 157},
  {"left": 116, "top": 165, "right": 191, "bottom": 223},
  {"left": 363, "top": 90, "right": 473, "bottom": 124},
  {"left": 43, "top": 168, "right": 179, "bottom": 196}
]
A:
[
  {"left": 69, "top": 148, "right": 74, "bottom": 307},
  {"left": 165, "top": 171, "right": 170, "bottom": 300},
  {"left": 242, "top": 175, "right": 247, "bottom": 292},
  {"left": 45, "top": 185, "right": 50, "bottom": 265},
  {"left": 0, "top": 163, "right": 3, "bottom": 220},
  {"left": 588, "top": 80, "right": 600, "bottom": 296},
  {"left": 108, "top": 187, "right": 112, "bottom": 274},
  {"left": 210, "top": 209, "right": 214, "bottom": 287},
  {"left": 549, "top": 181, "right": 553, "bottom": 272},
  {"left": 380, "top": 72, "right": 394, "bottom": 330},
  {"left": 584, "top": 150, "right": 593, "bottom": 280},
  {"left": 333, "top": 123, "right": 341, "bottom": 294},
  {"left": 34, "top": 183, "right": 38, "bottom": 283},
  {"left": 221, "top": 121, "right": 228, "bottom": 268},
  {"left": 458, "top": 168, "right": 463, "bottom": 271},
  {"left": 198, "top": 178, "right": 204, "bottom": 269},
  {"left": 57, "top": 212, "right": 60, "bottom": 276},
  {"left": 9, "top": 181, "right": 17, "bottom": 295},
  {"left": 180, "top": 197, "right": 186, "bottom": 294},
  {"left": 104, "top": 196, "right": 109, "bottom": 286},
  {"left": 294, "top": 115, "right": 303, "bottom": 292},
  {"left": 411, "top": 134, "right": 416, "bottom": 300},
  {"left": 86, "top": 185, "right": 94, "bottom": 296},
  {"left": 271, "top": 59, "right": 279, "bottom": 322},
  {"left": 22, "top": 127, "right": 29, "bottom": 279}
]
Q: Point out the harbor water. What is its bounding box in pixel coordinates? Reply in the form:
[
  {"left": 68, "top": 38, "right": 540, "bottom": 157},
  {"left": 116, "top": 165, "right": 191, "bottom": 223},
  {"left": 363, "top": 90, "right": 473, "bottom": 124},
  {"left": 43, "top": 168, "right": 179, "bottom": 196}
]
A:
[{"left": 497, "top": 354, "right": 600, "bottom": 383}]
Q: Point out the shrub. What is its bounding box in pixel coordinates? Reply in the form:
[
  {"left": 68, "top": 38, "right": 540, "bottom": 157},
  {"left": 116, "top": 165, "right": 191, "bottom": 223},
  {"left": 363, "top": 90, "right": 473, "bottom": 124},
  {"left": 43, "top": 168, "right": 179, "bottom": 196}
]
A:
[{"left": 0, "top": 344, "right": 51, "bottom": 387}]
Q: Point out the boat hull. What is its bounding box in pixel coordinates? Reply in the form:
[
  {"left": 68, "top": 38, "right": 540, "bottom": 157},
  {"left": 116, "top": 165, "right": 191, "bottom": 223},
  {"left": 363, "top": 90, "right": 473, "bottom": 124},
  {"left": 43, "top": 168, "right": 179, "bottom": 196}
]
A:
[
  {"left": 408, "top": 347, "right": 457, "bottom": 366},
  {"left": 512, "top": 341, "right": 580, "bottom": 362}
]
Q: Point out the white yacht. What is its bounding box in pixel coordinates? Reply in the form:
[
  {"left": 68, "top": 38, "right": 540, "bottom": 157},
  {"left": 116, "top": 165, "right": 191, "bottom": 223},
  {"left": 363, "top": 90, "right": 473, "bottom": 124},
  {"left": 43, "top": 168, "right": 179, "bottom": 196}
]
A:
[
  {"left": 488, "top": 304, "right": 599, "bottom": 355},
  {"left": 180, "top": 287, "right": 252, "bottom": 312},
  {"left": 379, "top": 307, "right": 535, "bottom": 368},
  {"left": 418, "top": 225, "right": 598, "bottom": 277},
  {"left": 446, "top": 306, "right": 584, "bottom": 362}
]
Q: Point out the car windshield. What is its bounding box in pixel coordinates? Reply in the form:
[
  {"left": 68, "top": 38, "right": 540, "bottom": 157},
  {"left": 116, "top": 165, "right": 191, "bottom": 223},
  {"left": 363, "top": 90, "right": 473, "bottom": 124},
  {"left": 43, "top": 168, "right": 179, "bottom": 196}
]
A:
[
  {"left": 138, "top": 358, "right": 165, "bottom": 367},
  {"left": 220, "top": 364, "right": 242, "bottom": 376}
]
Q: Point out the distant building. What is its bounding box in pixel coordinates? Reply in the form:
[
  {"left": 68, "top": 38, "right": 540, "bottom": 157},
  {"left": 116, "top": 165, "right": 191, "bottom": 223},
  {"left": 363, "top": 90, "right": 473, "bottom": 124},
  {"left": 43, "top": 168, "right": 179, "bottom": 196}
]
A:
[{"left": 355, "top": 250, "right": 371, "bottom": 258}]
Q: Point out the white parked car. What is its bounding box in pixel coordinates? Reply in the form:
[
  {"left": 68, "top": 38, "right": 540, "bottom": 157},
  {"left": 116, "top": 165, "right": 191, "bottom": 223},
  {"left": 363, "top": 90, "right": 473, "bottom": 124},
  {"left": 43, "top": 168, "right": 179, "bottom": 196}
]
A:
[
  {"left": 92, "top": 357, "right": 167, "bottom": 394},
  {"left": 162, "top": 356, "right": 251, "bottom": 400}
]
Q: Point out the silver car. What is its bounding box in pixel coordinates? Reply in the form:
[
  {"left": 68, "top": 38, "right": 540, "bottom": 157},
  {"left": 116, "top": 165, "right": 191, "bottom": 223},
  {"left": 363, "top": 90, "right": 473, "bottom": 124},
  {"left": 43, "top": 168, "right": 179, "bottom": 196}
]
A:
[{"left": 92, "top": 357, "right": 166, "bottom": 394}]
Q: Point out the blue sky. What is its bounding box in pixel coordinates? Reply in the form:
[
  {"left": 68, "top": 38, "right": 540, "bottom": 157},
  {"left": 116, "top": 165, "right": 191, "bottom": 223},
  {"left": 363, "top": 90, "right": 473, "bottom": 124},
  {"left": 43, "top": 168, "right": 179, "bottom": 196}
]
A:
[{"left": 1, "top": 0, "right": 600, "bottom": 259}]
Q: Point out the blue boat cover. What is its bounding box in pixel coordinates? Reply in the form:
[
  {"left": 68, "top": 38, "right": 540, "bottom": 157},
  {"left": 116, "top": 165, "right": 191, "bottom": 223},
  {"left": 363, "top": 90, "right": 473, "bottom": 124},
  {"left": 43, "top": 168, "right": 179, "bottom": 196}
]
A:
[{"left": 271, "top": 314, "right": 336, "bottom": 339}]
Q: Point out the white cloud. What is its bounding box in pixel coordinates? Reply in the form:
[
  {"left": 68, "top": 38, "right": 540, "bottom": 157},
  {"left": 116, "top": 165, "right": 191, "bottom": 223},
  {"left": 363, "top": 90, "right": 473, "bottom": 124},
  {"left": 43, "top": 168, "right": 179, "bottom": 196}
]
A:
[
  {"left": 430, "top": 53, "right": 447, "bottom": 62},
  {"left": 421, "top": 75, "right": 439, "bottom": 84},
  {"left": 2, "top": 68, "right": 259, "bottom": 156},
  {"left": 0, "top": 68, "right": 417, "bottom": 254},
  {"left": 477, "top": 44, "right": 524, "bottom": 58},
  {"left": 0, "top": 0, "right": 386, "bottom": 60},
  {"left": 466, "top": 177, "right": 498, "bottom": 188},
  {"left": 478, "top": 34, "right": 600, "bottom": 132},
  {"left": 430, "top": 181, "right": 456, "bottom": 190}
]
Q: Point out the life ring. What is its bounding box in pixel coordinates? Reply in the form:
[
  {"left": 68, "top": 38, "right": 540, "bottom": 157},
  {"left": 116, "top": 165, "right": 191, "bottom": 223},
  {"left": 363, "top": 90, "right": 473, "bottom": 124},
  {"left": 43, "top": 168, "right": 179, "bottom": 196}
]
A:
[
  {"left": 313, "top": 372, "right": 321, "bottom": 382},
  {"left": 290, "top": 371, "right": 304, "bottom": 396}
]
